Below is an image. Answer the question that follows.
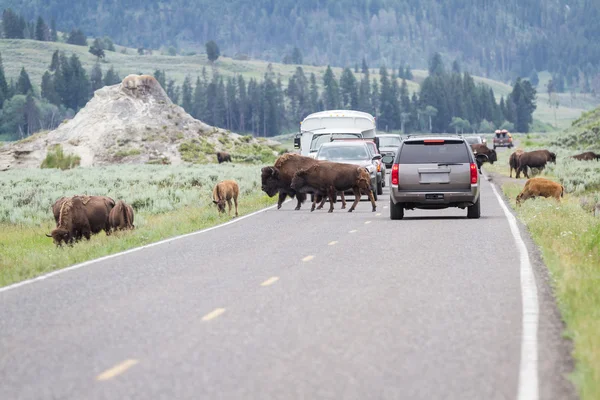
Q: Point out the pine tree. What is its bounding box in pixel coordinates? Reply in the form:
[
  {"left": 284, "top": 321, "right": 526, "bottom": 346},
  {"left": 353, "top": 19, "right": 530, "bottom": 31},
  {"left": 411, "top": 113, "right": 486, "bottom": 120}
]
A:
[
  {"left": 35, "top": 17, "right": 49, "bottom": 41},
  {"left": 103, "top": 66, "right": 120, "bottom": 85},
  {"left": 41, "top": 71, "right": 60, "bottom": 105},
  {"left": 309, "top": 73, "right": 320, "bottom": 114},
  {"left": 89, "top": 38, "right": 105, "bottom": 61},
  {"left": 166, "top": 80, "right": 180, "bottom": 104},
  {"left": 49, "top": 50, "right": 60, "bottom": 72},
  {"left": 90, "top": 63, "right": 103, "bottom": 93},
  {"left": 322, "top": 66, "right": 340, "bottom": 110},
  {"left": 67, "top": 29, "right": 88, "bottom": 46},
  {"left": 24, "top": 92, "right": 40, "bottom": 136},
  {"left": 69, "top": 54, "right": 91, "bottom": 110},
  {"left": 2, "top": 9, "right": 25, "bottom": 39},
  {"left": 16, "top": 67, "right": 33, "bottom": 95},
  {"left": 192, "top": 76, "right": 205, "bottom": 119},
  {"left": 371, "top": 78, "right": 380, "bottom": 119},
  {"left": 50, "top": 18, "right": 58, "bottom": 41},
  {"left": 378, "top": 66, "right": 394, "bottom": 131},
  {"left": 339, "top": 67, "right": 358, "bottom": 109},
  {"left": 237, "top": 75, "right": 247, "bottom": 131},
  {"left": 0, "top": 53, "right": 8, "bottom": 108},
  {"left": 428, "top": 53, "right": 445, "bottom": 76},
  {"left": 154, "top": 70, "right": 166, "bottom": 89},
  {"left": 181, "top": 76, "right": 193, "bottom": 113}
]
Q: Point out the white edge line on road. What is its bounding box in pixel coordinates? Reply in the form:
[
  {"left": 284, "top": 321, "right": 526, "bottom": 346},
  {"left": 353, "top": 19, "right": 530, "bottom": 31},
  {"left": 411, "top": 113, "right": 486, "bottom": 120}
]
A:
[
  {"left": 0, "top": 200, "right": 289, "bottom": 294},
  {"left": 484, "top": 172, "right": 539, "bottom": 400}
]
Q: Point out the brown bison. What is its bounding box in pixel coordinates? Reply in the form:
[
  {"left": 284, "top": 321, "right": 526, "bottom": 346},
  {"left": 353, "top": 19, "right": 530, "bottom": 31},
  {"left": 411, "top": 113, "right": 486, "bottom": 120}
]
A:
[
  {"left": 509, "top": 149, "right": 525, "bottom": 178},
  {"left": 109, "top": 200, "right": 135, "bottom": 231},
  {"left": 261, "top": 153, "right": 321, "bottom": 210},
  {"left": 571, "top": 151, "right": 600, "bottom": 161},
  {"left": 52, "top": 195, "right": 115, "bottom": 235},
  {"left": 516, "top": 177, "right": 564, "bottom": 206},
  {"left": 216, "top": 151, "right": 232, "bottom": 164},
  {"left": 290, "top": 162, "right": 376, "bottom": 213},
  {"left": 46, "top": 197, "right": 91, "bottom": 246},
  {"left": 516, "top": 150, "right": 557, "bottom": 179},
  {"left": 471, "top": 144, "right": 497, "bottom": 172},
  {"left": 212, "top": 179, "right": 239, "bottom": 217}
]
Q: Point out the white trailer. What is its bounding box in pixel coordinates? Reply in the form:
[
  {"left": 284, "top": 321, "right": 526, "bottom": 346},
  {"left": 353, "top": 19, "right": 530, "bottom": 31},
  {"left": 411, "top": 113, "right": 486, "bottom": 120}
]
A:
[{"left": 293, "top": 110, "right": 377, "bottom": 157}]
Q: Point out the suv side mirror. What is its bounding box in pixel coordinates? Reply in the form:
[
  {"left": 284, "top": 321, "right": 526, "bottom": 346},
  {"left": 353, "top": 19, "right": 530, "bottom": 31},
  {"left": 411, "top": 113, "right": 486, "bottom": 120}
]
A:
[
  {"left": 293, "top": 136, "right": 301, "bottom": 149},
  {"left": 372, "top": 154, "right": 382, "bottom": 161}
]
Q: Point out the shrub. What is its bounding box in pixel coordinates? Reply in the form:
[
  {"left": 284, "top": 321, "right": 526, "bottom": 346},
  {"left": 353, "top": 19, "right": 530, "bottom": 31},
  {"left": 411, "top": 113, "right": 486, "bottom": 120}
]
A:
[{"left": 40, "top": 145, "right": 81, "bottom": 170}]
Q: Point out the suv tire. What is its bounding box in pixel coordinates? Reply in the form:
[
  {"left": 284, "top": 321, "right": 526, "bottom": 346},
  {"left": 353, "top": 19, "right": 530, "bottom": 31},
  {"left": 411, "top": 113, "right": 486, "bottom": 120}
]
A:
[
  {"left": 467, "top": 196, "right": 481, "bottom": 219},
  {"left": 390, "top": 200, "right": 404, "bottom": 220},
  {"left": 377, "top": 179, "right": 383, "bottom": 195}
]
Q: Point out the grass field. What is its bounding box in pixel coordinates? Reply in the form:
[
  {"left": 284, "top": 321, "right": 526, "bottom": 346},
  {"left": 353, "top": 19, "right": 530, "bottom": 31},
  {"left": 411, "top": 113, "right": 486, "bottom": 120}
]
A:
[
  {"left": 2, "top": 39, "right": 599, "bottom": 130},
  {"left": 0, "top": 164, "right": 277, "bottom": 287},
  {"left": 483, "top": 137, "right": 600, "bottom": 400}
]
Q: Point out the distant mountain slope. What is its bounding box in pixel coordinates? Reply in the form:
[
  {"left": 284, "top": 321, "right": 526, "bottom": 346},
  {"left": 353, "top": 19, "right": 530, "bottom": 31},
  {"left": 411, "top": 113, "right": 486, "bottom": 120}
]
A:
[
  {"left": 2, "top": 39, "right": 598, "bottom": 130},
  {"left": 3, "top": 0, "right": 600, "bottom": 81}
]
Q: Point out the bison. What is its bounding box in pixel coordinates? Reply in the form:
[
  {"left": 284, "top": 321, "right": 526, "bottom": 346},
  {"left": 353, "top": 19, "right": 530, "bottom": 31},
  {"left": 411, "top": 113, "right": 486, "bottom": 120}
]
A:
[
  {"left": 261, "top": 153, "right": 321, "bottom": 210},
  {"left": 516, "top": 150, "right": 557, "bottom": 179},
  {"left": 571, "top": 151, "right": 600, "bottom": 161},
  {"left": 216, "top": 151, "right": 232, "bottom": 164},
  {"left": 46, "top": 197, "right": 91, "bottom": 246},
  {"left": 509, "top": 149, "right": 525, "bottom": 178},
  {"left": 471, "top": 144, "right": 497, "bottom": 172},
  {"left": 212, "top": 179, "right": 239, "bottom": 217},
  {"left": 52, "top": 195, "right": 115, "bottom": 235},
  {"left": 109, "top": 200, "right": 135, "bottom": 231},
  {"left": 516, "top": 177, "right": 564, "bottom": 206},
  {"left": 290, "top": 162, "right": 376, "bottom": 213}
]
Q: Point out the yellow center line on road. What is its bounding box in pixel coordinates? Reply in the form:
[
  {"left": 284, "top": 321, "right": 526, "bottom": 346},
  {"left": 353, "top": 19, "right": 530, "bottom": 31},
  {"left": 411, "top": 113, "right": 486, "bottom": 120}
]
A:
[
  {"left": 365, "top": 221, "right": 372, "bottom": 224},
  {"left": 349, "top": 230, "right": 358, "bottom": 233},
  {"left": 202, "top": 308, "right": 226, "bottom": 321},
  {"left": 302, "top": 255, "right": 315, "bottom": 262},
  {"left": 260, "top": 277, "right": 279, "bottom": 286},
  {"left": 328, "top": 241, "right": 338, "bottom": 246},
  {"left": 96, "top": 359, "right": 139, "bottom": 381},
  {"left": 376, "top": 213, "right": 382, "bottom": 216}
]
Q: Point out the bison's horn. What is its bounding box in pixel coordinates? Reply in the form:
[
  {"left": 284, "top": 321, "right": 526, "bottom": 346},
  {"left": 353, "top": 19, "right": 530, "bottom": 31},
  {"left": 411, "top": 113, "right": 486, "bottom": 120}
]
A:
[{"left": 45, "top": 233, "right": 52, "bottom": 237}]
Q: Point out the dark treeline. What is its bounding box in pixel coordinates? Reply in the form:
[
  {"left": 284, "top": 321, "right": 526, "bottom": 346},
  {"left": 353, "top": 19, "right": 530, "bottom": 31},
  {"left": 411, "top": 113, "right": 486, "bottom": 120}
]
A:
[
  {"left": 0, "top": 50, "right": 121, "bottom": 140},
  {"left": 0, "top": 51, "right": 536, "bottom": 141},
  {"left": 5, "top": 0, "right": 600, "bottom": 85}
]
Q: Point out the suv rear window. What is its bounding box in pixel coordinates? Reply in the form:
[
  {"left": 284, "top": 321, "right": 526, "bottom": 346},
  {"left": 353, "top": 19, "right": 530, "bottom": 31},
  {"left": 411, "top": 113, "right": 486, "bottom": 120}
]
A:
[{"left": 398, "top": 141, "right": 471, "bottom": 164}]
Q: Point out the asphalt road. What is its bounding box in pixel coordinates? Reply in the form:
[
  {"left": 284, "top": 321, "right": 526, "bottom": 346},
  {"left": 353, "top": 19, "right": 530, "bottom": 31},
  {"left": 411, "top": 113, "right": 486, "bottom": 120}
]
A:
[{"left": 0, "top": 172, "right": 575, "bottom": 400}]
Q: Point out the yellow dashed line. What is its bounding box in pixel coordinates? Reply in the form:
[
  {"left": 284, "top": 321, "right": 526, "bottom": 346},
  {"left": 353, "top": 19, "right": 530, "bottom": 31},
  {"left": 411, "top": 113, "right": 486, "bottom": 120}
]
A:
[
  {"left": 261, "top": 277, "right": 279, "bottom": 286},
  {"left": 328, "top": 241, "right": 338, "bottom": 246},
  {"left": 349, "top": 230, "right": 358, "bottom": 233},
  {"left": 365, "top": 221, "right": 372, "bottom": 224},
  {"left": 302, "top": 255, "right": 315, "bottom": 262},
  {"left": 376, "top": 213, "right": 381, "bottom": 216},
  {"left": 202, "top": 308, "right": 226, "bottom": 321},
  {"left": 97, "top": 359, "right": 139, "bottom": 381}
]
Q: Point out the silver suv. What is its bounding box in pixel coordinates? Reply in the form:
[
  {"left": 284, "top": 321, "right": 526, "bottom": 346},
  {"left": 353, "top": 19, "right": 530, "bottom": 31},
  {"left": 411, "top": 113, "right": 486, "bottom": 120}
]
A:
[{"left": 389, "top": 136, "right": 481, "bottom": 220}]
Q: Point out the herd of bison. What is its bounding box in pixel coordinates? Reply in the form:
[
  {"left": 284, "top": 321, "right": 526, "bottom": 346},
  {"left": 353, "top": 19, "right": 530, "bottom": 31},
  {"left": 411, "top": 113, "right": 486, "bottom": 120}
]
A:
[{"left": 46, "top": 146, "right": 599, "bottom": 247}]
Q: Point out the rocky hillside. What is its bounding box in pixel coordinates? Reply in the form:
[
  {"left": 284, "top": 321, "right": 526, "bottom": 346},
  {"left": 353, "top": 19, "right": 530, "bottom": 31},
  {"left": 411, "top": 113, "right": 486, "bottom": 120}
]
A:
[{"left": 0, "top": 74, "right": 281, "bottom": 170}]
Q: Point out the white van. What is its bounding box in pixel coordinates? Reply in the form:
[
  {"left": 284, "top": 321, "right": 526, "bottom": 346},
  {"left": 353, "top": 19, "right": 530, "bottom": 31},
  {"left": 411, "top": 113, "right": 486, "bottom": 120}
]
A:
[{"left": 294, "top": 110, "right": 377, "bottom": 158}]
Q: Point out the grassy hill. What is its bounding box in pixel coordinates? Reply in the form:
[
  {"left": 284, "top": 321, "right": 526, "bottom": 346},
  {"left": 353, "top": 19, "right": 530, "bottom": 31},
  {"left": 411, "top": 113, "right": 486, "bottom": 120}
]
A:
[{"left": 2, "top": 39, "right": 599, "bottom": 131}]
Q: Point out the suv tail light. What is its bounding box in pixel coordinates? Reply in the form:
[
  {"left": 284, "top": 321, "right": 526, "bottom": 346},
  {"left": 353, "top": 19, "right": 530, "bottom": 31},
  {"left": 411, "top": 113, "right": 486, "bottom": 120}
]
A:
[
  {"left": 377, "top": 162, "right": 381, "bottom": 172},
  {"left": 391, "top": 164, "right": 399, "bottom": 185},
  {"left": 470, "top": 163, "right": 478, "bottom": 184}
]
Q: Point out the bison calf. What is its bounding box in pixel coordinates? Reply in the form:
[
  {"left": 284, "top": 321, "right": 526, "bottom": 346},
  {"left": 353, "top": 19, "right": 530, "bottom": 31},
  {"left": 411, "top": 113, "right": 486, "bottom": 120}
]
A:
[
  {"left": 516, "top": 177, "right": 564, "bottom": 206},
  {"left": 216, "top": 151, "right": 232, "bottom": 164},
  {"left": 212, "top": 179, "right": 239, "bottom": 217},
  {"left": 46, "top": 197, "right": 91, "bottom": 246},
  {"left": 109, "top": 200, "right": 135, "bottom": 231}
]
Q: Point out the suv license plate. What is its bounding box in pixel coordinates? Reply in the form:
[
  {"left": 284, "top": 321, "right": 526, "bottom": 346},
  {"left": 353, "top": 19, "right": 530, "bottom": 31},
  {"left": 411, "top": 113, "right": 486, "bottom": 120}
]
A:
[{"left": 426, "top": 194, "right": 444, "bottom": 200}]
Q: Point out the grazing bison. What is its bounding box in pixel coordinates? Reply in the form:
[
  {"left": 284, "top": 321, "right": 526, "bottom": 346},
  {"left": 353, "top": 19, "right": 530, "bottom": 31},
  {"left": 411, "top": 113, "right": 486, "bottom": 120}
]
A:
[
  {"left": 216, "top": 151, "right": 232, "bottom": 164},
  {"left": 52, "top": 195, "right": 115, "bottom": 235},
  {"left": 212, "top": 179, "right": 239, "bottom": 217},
  {"left": 516, "top": 177, "right": 564, "bottom": 206},
  {"left": 109, "top": 200, "right": 135, "bottom": 231},
  {"left": 261, "top": 153, "right": 320, "bottom": 210},
  {"left": 290, "top": 162, "right": 376, "bottom": 213},
  {"left": 46, "top": 197, "right": 91, "bottom": 246},
  {"left": 516, "top": 150, "right": 557, "bottom": 179},
  {"left": 571, "top": 151, "right": 600, "bottom": 161},
  {"left": 471, "top": 144, "right": 497, "bottom": 172},
  {"left": 509, "top": 150, "right": 525, "bottom": 178}
]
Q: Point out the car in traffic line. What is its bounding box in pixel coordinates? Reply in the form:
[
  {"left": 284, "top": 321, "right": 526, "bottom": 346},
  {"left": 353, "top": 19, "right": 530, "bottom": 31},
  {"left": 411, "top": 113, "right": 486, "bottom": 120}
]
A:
[
  {"left": 364, "top": 140, "right": 386, "bottom": 191},
  {"left": 464, "top": 135, "right": 487, "bottom": 148},
  {"left": 376, "top": 133, "right": 402, "bottom": 168},
  {"left": 389, "top": 136, "right": 481, "bottom": 220},
  {"left": 315, "top": 141, "right": 380, "bottom": 201}
]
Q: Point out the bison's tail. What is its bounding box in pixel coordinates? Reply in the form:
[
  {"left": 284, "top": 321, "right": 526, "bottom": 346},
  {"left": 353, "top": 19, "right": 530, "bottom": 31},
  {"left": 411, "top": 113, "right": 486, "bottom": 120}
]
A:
[{"left": 561, "top": 185, "right": 565, "bottom": 198}]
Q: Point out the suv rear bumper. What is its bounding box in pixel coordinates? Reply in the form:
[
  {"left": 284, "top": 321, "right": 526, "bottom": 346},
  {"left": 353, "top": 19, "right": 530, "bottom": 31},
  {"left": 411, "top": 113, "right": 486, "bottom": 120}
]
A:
[{"left": 390, "top": 186, "right": 480, "bottom": 209}]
